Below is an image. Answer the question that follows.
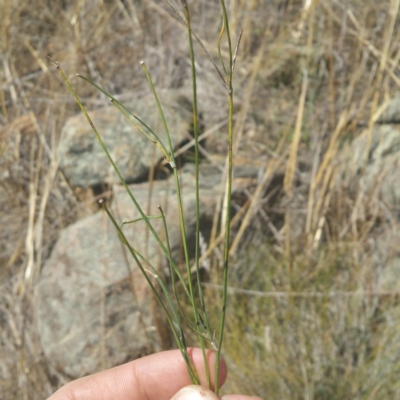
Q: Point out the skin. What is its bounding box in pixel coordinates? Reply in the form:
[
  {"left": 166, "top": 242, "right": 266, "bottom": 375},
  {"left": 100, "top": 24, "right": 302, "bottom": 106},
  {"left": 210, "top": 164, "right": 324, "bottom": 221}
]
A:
[{"left": 47, "top": 348, "right": 258, "bottom": 400}]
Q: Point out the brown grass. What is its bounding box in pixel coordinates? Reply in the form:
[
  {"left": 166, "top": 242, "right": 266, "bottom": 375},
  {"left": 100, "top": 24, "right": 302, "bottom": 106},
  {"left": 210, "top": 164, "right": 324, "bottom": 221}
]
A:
[{"left": 1, "top": 0, "right": 400, "bottom": 399}]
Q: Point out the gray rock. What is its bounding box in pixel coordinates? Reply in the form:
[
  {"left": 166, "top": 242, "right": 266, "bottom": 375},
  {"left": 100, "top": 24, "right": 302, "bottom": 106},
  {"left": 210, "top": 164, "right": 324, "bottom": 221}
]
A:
[
  {"left": 378, "top": 92, "right": 400, "bottom": 123},
  {"left": 375, "top": 226, "right": 400, "bottom": 290},
  {"left": 341, "top": 124, "right": 400, "bottom": 205},
  {"left": 34, "top": 167, "right": 217, "bottom": 378},
  {"left": 57, "top": 93, "right": 192, "bottom": 187},
  {"left": 34, "top": 157, "right": 260, "bottom": 378}
]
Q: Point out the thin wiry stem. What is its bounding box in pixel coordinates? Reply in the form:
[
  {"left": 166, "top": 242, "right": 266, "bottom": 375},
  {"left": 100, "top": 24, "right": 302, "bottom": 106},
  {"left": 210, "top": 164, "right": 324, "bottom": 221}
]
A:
[
  {"left": 120, "top": 215, "right": 161, "bottom": 227},
  {"left": 218, "top": 17, "right": 228, "bottom": 79},
  {"left": 159, "top": 205, "right": 214, "bottom": 345},
  {"left": 182, "top": 0, "right": 211, "bottom": 388},
  {"left": 165, "top": 0, "right": 226, "bottom": 85},
  {"left": 118, "top": 213, "right": 193, "bottom": 314},
  {"left": 215, "top": 0, "right": 234, "bottom": 395},
  {"left": 232, "top": 28, "right": 243, "bottom": 76}
]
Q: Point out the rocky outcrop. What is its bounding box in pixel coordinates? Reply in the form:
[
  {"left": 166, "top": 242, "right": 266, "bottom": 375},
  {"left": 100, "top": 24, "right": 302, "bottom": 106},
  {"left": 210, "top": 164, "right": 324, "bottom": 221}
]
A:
[
  {"left": 378, "top": 92, "right": 400, "bottom": 123},
  {"left": 339, "top": 94, "right": 400, "bottom": 295},
  {"left": 328, "top": 95, "right": 400, "bottom": 306},
  {"left": 342, "top": 114, "right": 400, "bottom": 206}
]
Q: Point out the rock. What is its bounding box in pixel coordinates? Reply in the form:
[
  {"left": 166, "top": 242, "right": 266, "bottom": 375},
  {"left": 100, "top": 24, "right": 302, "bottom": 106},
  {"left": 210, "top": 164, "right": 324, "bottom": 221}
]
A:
[
  {"left": 378, "top": 92, "right": 400, "bottom": 123},
  {"left": 34, "top": 166, "right": 217, "bottom": 378},
  {"left": 341, "top": 123, "right": 400, "bottom": 205},
  {"left": 57, "top": 93, "right": 192, "bottom": 188},
  {"left": 377, "top": 227, "right": 400, "bottom": 291},
  {"left": 34, "top": 157, "right": 261, "bottom": 378}
]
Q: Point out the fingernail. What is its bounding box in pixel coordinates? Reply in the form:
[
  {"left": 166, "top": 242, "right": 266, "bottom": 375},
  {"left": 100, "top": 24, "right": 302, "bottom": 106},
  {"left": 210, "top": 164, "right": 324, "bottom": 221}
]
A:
[{"left": 171, "top": 385, "right": 220, "bottom": 400}]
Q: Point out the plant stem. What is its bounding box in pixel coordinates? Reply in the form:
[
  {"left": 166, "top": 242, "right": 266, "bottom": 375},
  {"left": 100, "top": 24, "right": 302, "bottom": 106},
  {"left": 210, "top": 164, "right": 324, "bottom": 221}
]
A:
[
  {"left": 182, "top": 0, "right": 211, "bottom": 388},
  {"left": 215, "top": 0, "right": 234, "bottom": 395}
]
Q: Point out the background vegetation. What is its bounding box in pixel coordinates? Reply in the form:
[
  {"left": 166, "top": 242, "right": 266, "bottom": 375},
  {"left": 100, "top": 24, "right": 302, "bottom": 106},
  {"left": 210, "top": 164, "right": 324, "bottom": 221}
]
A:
[{"left": 1, "top": 0, "right": 400, "bottom": 399}]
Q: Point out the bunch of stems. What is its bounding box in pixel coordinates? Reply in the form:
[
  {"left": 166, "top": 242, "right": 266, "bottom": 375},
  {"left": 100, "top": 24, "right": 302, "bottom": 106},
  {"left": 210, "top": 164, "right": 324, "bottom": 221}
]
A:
[{"left": 53, "top": 0, "right": 237, "bottom": 394}]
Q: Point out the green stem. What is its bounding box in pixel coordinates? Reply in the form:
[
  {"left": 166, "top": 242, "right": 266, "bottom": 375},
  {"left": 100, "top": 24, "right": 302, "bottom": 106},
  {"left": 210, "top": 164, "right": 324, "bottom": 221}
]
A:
[
  {"left": 182, "top": 1, "right": 212, "bottom": 389},
  {"left": 120, "top": 215, "right": 161, "bottom": 226},
  {"left": 218, "top": 17, "right": 228, "bottom": 78},
  {"left": 215, "top": 0, "right": 234, "bottom": 395},
  {"left": 159, "top": 205, "right": 214, "bottom": 345}
]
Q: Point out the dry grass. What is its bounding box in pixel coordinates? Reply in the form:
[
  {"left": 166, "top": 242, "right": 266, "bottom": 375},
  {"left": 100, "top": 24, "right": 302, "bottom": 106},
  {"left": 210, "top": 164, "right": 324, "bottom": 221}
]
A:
[{"left": 1, "top": 0, "right": 400, "bottom": 399}]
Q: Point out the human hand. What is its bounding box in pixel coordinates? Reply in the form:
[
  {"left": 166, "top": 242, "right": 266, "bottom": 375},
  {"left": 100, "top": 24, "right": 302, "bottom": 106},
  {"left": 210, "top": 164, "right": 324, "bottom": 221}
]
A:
[{"left": 47, "top": 348, "right": 258, "bottom": 400}]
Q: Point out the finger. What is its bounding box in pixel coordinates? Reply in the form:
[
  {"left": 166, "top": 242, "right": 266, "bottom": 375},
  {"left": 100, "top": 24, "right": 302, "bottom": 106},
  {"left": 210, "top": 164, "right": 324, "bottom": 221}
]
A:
[{"left": 48, "top": 348, "right": 227, "bottom": 400}]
